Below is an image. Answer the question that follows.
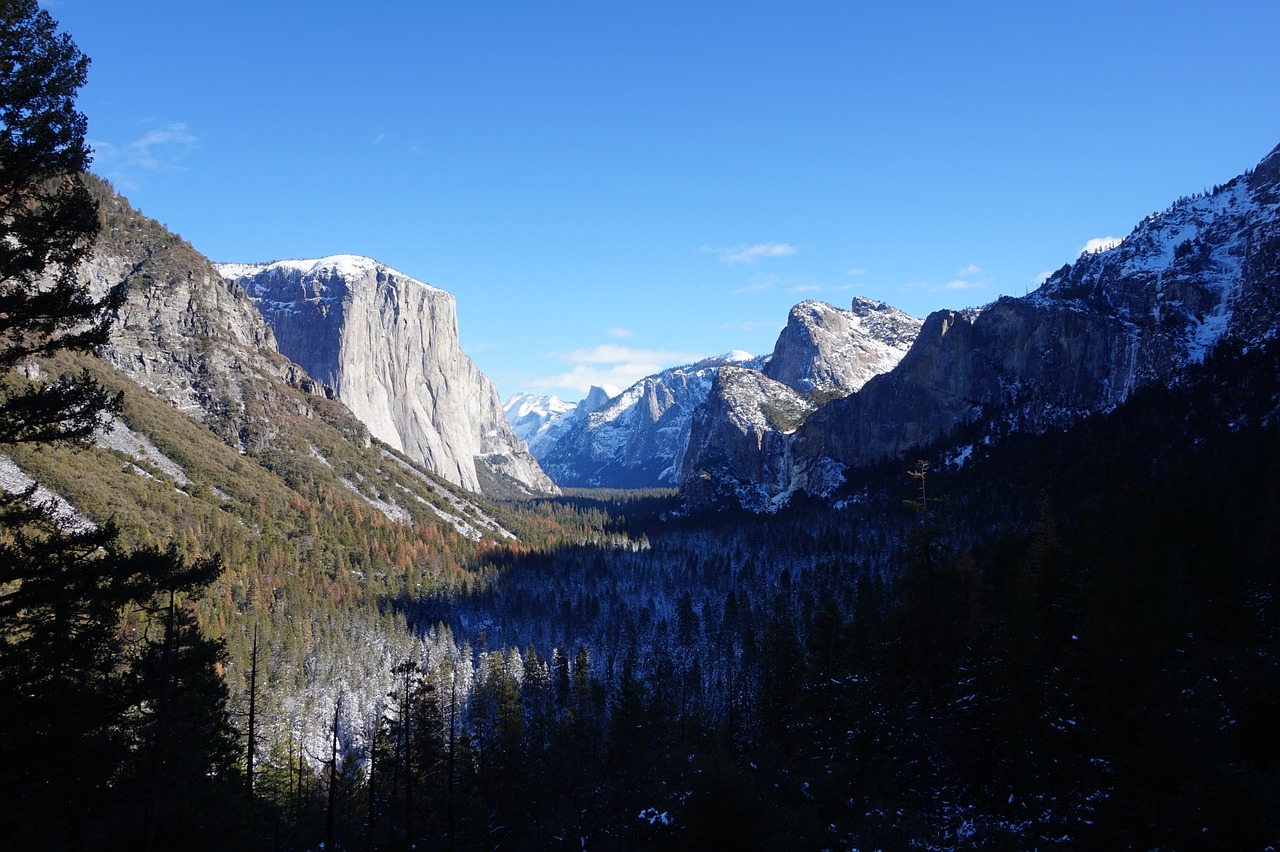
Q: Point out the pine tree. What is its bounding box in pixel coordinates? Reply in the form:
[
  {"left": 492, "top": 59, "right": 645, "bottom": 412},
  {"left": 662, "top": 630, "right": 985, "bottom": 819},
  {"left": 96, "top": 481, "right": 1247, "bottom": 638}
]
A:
[
  {"left": 0, "top": 5, "right": 241, "bottom": 847},
  {"left": 0, "top": 0, "right": 119, "bottom": 445}
]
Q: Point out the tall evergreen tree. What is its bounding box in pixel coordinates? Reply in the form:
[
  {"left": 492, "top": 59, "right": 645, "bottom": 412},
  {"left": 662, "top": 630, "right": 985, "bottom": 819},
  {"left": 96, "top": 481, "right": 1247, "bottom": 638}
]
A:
[{"left": 0, "top": 4, "right": 241, "bottom": 848}]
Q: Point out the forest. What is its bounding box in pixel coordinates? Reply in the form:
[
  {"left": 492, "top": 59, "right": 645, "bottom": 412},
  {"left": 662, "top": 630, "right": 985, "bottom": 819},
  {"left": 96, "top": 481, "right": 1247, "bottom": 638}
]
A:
[{"left": 3, "top": 2, "right": 1279, "bottom": 849}]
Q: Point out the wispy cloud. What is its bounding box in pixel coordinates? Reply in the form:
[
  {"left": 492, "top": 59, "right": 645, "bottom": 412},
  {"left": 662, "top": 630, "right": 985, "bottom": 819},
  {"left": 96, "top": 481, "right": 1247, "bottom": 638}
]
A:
[
  {"left": 788, "top": 283, "right": 823, "bottom": 293},
  {"left": 846, "top": 267, "right": 868, "bottom": 276},
  {"left": 1032, "top": 270, "right": 1054, "bottom": 286},
  {"left": 530, "top": 343, "right": 709, "bottom": 394},
  {"left": 608, "top": 327, "right": 633, "bottom": 339},
  {"left": 1080, "top": 236, "right": 1123, "bottom": 255},
  {"left": 553, "top": 344, "right": 705, "bottom": 366},
  {"left": 91, "top": 122, "right": 198, "bottom": 190},
  {"left": 702, "top": 242, "right": 797, "bottom": 265},
  {"left": 957, "top": 263, "right": 982, "bottom": 277},
  {"left": 943, "top": 279, "right": 986, "bottom": 291}
]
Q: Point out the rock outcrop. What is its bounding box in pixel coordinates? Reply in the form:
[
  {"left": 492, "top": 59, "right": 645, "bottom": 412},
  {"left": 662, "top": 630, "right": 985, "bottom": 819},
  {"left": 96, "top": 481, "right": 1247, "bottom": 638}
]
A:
[
  {"left": 685, "top": 142, "right": 1280, "bottom": 509},
  {"left": 679, "top": 365, "right": 819, "bottom": 511},
  {"left": 218, "top": 256, "right": 557, "bottom": 496},
  {"left": 79, "top": 176, "right": 320, "bottom": 451},
  {"left": 765, "top": 297, "right": 923, "bottom": 395},
  {"left": 537, "top": 355, "right": 759, "bottom": 488}
]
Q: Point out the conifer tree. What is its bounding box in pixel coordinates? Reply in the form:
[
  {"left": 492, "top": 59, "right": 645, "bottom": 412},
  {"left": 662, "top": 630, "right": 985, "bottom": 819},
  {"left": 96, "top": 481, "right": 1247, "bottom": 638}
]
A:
[{"left": 0, "top": 4, "right": 240, "bottom": 847}]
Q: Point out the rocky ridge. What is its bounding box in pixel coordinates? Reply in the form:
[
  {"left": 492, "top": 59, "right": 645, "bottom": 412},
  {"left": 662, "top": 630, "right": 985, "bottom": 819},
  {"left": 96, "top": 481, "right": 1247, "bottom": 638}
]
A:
[
  {"left": 685, "top": 143, "right": 1280, "bottom": 510},
  {"left": 80, "top": 175, "right": 324, "bottom": 451},
  {"left": 536, "top": 356, "right": 756, "bottom": 488},
  {"left": 218, "top": 256, "right": 558, "bottom": 497},
  {"left": 765, "top": 297, "right": 923, "bottom": 395}
]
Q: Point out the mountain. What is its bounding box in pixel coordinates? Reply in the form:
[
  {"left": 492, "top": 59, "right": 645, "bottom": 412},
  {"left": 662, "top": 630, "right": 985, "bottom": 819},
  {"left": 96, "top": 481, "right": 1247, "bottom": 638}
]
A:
[
  {"left": 503, "top": 385, "right": 618, "bottom": 458},
  {"left": 52, "top": 177, "right": 527, "bottom": 542},
  {"left": 764, "top": 297, "right": 923, "bottom": 395},
  {"left": 217, "top": 257, "right": 558, "bottom": 497},
  {"left": 679, "top": 365, "right": 820, "bottom": 511},
  {"left": 537, "top": 353, "right": 759, "bottom": 488},
  {"left": 504, "top": 392, "right": 575, "bottom": 445},
  {"left": 532, "top": 297, "right": 923, "bottom": 490},
  {"left": 685, "top": 143, "right": 1280, "bottom": 510}
]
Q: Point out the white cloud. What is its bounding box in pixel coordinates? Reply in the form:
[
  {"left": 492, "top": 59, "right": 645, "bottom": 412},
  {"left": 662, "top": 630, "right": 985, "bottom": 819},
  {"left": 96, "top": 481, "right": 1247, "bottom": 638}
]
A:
[
  {"left": 788, "top": 283, "right": 823, "bottom": 293},
  {"left": 553, "top": 344, "right": 705, "bottom": 366},
  {"left": 944, "top": 279, "right": 986, "bottom": 291},
  {"left": 607, "top": 327, "right": 633, "bottom": 339},
  {"left": 530, "top": 365, "right": 660, "bottom": 394},
  {"left": 531, "top": 343, "right": 710, "bottom": 394},
  {"left": 733, "top": 280, "right": 775, "bottom": 295},
  {"left": 1032, "top": 270, "right": 1054, "bottom": 285},
  {"left": 703, "top": 242, "right": 797, "bottom": 265},
  {"left": 957, "top": 263, "right": 982, "bottom": 277},
  {"left": 91, "top": 122, "right": 198, "bottom": 189},
  {"left": 1080, "top": 236, "right": 1123, "bottom": 255}
]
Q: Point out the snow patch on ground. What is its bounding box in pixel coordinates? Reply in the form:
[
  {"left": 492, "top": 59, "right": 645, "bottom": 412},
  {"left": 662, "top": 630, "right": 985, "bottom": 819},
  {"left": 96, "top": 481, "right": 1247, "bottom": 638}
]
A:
[
  {"left": 94, "top": 415, "right": 190, "bottom": 484},
  {"left": 0, "top": 454, "right": 96, "bottom": 532}
]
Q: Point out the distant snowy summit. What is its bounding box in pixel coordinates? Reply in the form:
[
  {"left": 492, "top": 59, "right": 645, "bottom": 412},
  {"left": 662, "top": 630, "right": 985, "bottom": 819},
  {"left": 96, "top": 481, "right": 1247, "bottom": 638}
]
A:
[
  {"left": 507, "top": 300, "right": 922, "bottom": 491},
  {"left": 219, "top": 256, "right": 558, "bottom": 497},
  {"left": 503, "top": 385, "right": 619, "bottom": 458},
  {"left": 531, "top": 354, "right": 763, "bottom": 489},
  {"left": 683, "top": 142, "right": 1280, "bottom": 511}
]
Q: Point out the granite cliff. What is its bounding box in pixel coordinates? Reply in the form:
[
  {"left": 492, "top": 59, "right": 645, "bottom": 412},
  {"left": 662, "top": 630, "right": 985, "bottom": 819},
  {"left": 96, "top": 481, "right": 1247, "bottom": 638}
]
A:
[
  {"left": 684, "top": 143, "right": 1280, "bottom": 509},
  {"left": 765, "top": 297, "right": 923, "bottom": 395},
  {"left": 218, "top": 257, "right": 557, "bottom": 497}
]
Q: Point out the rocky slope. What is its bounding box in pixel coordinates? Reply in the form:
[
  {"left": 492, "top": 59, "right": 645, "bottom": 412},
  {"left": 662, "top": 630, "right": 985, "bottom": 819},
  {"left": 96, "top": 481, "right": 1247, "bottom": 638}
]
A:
[
  {"left": 537, "top": 354, "right": 759, "bottom": 488},
  {"left": 535, "top": 296, "right": 922, "bottom": 490},
  {"left": 764, "top": 297, "right": 923, "bottom": 395},
  {"left": 685, "top": 143, "right": 1280, "bottom": 509},
  {"left": 218, "top": 257, "right": 557, "bottom": 497},
  {"left": 79, "top": 175, "right": 325, "bottom": 451},
  {"left": 679, "top": 365, "right": 820, "bottom": 511}
]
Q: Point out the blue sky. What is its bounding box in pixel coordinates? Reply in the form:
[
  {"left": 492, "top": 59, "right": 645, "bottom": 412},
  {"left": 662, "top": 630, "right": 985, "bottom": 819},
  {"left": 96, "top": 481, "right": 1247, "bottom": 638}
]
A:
[{"left": 42, "top": 1, "right": 1280, "bottom": 403}]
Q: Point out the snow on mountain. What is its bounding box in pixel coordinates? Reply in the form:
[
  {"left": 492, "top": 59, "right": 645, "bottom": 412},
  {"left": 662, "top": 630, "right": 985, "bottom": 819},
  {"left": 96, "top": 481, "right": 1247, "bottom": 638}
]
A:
[
  {"left": 683, "top": 142, "right": 1280, "bottom": 510},
  {"left": 537, "top": 356, "right": 759, "bottom": 488},
  {"left": 765, "top": 297, "right": 923, "bottom": 395},
  {"left": 529, "top": 297, "right": 921, "bottom": 491},
  {"left": 504, "top": 392, "right": 576, "bottom": 443}
]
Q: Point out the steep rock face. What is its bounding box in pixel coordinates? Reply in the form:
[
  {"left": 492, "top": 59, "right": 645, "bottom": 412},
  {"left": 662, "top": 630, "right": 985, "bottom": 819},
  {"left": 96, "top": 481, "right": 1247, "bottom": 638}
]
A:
[
  {"left": 765, "top": 297, "right": 923, "bottom": 395},
  {"left": 218, "top": 257, "right": 557, "bottom": 497},
  {"left": 536, "top": 296, "right": 922, "bottom": 491},
  {"left": 538, "top": 355, "right": 759, "bottom": 488},
  {"left": 78, "top": 177, "right": 323, "bottom": 450},
  {"left": 680, "top": 365, "right": 819, "bottom": 511},
  {"left": 690, "top": 143, "right": 1280, "bottom": 509},
  {"left": 681, "top": 296, "right": 920, "bottom": 504}
]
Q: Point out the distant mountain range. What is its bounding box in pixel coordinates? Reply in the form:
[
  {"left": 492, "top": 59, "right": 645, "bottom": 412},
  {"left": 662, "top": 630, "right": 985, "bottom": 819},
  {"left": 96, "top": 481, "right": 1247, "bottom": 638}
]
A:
[
  {"left": 682, "top": 142, "right": 1280, "bottom": 510},
  {"left": 15, "top": 144, "right": 1280, "bottom": 519},
  {"left": 507, "top": 298, "right": 923, "bottom": 490}
]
